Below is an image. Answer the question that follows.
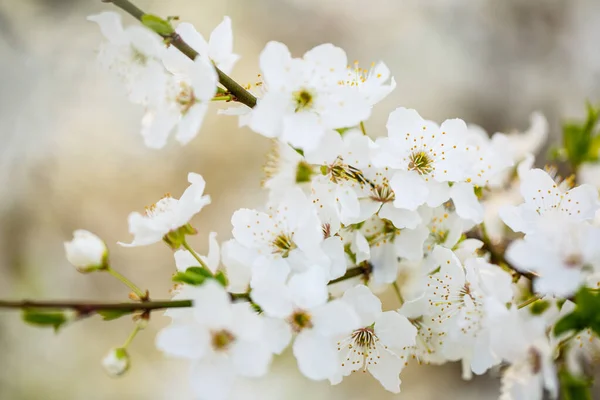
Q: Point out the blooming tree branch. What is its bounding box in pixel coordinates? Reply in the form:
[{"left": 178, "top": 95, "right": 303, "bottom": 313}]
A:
[
  {"left": 102, "top": 0, "right": 257, "bottom": 108},
  {"left": 1, "top": 1, "right": 599, "bottom": 399}
]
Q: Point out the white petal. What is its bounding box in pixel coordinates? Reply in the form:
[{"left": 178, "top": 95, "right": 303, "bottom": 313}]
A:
[
  {"left": 390, "top": 170, "right": 428, "bottom": 211},
  {"left": 176, "top": 103, "right": 208, "bottom": 145},
  {"left": 191, "top": 281, "right": 233, "bottom": 328},
  {"left": 249, "top": 92, "right": 288, "bottom": 138},
  {"left": 87, "top": 12, "right": 126, "bottom": 44},
  {"left": 189, "top": 357, "right": 235, "bottom": 400},
  {"left": 394, "top": 225, "right": 428, "bottom": 261},
  {"left": 379, "top": 203, "right": 421, "bottom": 229},
  {"left": 231, "top": 339, "right": 272, "bottom": 377},
  {"left": 289, "top": 267, "right": 329, "bottom": 309},
  {"left": 375, "top": 311, "right": 417, "bottom": 351},
  {"left": 259, "top": 41, "right": 292, "bottom": 89},
  {"left": 341, "top": 285, "right": 382, "bottom": 326},
  {"left": 386, "top": 107, "right": 425, "bottom": 142},
  {"left": 293, "top": 331, "right": 338, "bottom": 381},
  {"left": 450, "top": 182, "right": 484, "bottom": 223},
  {"left": 368, "top": 350, "right": 405, "bottom": 393},
  {"left": 282, "top": 112, "right": 325, "bottom": 151},
  {"left": 311, "top": 299, "right": 360, "bottom": 337},
  {"left": 155, "top": 324, "right": 209, "bottom": 359},
  {"left": 263, "top": 317, "right": 293, "bottom": 354},
  {"left": 425, "top": 180, "right": 451, "bottom": 207},
  {"left": 250, "top": 282, "right": 293, "bottom": 318},
  {"left": 208, "top": 16, "right": 239, "bottom": 73}
]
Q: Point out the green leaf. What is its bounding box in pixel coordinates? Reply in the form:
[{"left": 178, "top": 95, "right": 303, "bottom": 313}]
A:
[
  {"left": 22, "top": 309, "right": 69, "bottom": 332},
  {"left": 172, "top": 266, "right": 214, "bottom": 286},
  {"left": 97, "top": 309, "right": 133, "bottom": 321},
  {"left": 295, "top": 161, "right": 314, "bottom": 183},
  {"left": 554, "top": 287, "right": 600, "bottom": 336},
  {"left": 559, "top": 369, "right": 592, "bottom": 400},
  {"left": 562, "top": 103, "right": 600, "bottom": 169},
  {"left": 530, "top": 300, "right": 551, "bottom": 315},
  {"left": 141, "top": 14, "right": 175, "bottom": 36},
  {"left": 215, "top": 271, "right": 229, "bottom": 287}
]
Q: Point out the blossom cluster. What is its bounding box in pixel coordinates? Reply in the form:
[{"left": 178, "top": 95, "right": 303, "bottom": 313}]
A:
[{"left": 64, "top": 9, "right": 600, "bottom": 400}]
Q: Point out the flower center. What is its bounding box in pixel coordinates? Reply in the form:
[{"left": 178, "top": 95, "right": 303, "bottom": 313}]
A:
[
  {"left": 293, "top": 89, "right": 314, "bottom": 112},
  {"left": 211, "top": 329, "right": 236, "bottom": 351},
  {"left": 326, "top": 158, "right": 370, "bottom": 186},
  {"left": 369, "top": 183, "right": 395, "bottom": 203},
  {"left": 175, "top": 82, "right": 196, "bottom": 114},
  {"left": 289, "top": 310, "right": 313, "bottom": 332},
  {"left": 564, "top": 253, "right": 583, "bottom": 268},
  {"left": 528, "top": 348, "right": 542, "bottom": 374},
  {"left": 351, "top": 326, "right": 377, "bottom": 350},
  {"left": 408, "top": 151, "right": 433, "bottom": 175},
  {"left": 131, "top": 46, "right": 148, "bottom": 65},
  {"left": 145, "top": 194, "right": 178, "bottom": 218},
  {"left": 272, "top": 233, "right": 297, "bottom": 258}
]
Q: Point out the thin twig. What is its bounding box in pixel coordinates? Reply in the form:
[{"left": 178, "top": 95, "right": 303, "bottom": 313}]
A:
[{"left": 105, "top": 0, "right": 257, "bottom": 108}]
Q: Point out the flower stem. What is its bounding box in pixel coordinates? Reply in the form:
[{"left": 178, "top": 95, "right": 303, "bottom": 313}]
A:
[
  {"left": 103, "top": 0, "right": 257, "bottom": 108},
  {"left": 122, "top": 324, "right": 141, "bottom": 349},
  {"left": 106, "top": 267, "right": 146, "bottom": 299},
  {"left": 181, "top": 239, "right": 212, "bottom": 274},
  {"left": 0, "top": 299, "right": 192, "bottom": 313},
  {"left": 359, "top": 121, "right": 367, "bottom": 136},
  {"left": 517, "top": 294, "right": 543, "bottom": 309},
  {"left": 392, "top": 281, "right": 404, "bottom": 306}
]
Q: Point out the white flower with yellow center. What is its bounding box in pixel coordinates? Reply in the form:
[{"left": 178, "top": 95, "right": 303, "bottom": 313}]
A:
[
  {"left": 141, "top": 54, "right": 218, "bottom": 149},
  {"left": 340, "top": 61, "right": 396, "bottom": 106},
  {"left": 329, "top": 285, "right": 416, "bottom": 393},
  {"left": 88, "top": 11, "right": 167, "bottom": 105},
  {"left": 506, "top": 214, "right": 600, "bottom": 297},
  {"left": 162, "top": 17, "right": 239, "bottom": 75},
  {"left": 231, "top": 188, "right": 324, "bottom": 287},
  {"left": 249, "top": 42, "right": 372, "bottom": 151},
  {"left": 251, "top": 267, "right": 361, "bottom": 381},
  {"left": 373, "top": 108, "right": 469, "bottom": 211},
  {"left": 421, "top": 247, "right": 513, "bottom": 378},
  {"left": 263, "top": 140, "right": 314, "bottom": 205},
  {"left": 120, "top": 172, "right": 210, "bottom": 247},
  {"left": 156, "top": 281, "right": 273, "bottom": 400},
  {"left": 500, "top": 168, "right": 600, "bottom": 235},
  {"left": 488, "top": 305, "right": 557, "bottom": 400}
]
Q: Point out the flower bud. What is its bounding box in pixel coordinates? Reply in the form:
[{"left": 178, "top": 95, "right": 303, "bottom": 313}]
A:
[
  {"left": 64, "top": 230, "right": 108, "bottom": 273},
  {"left": 102, "top": 347, "right": 130, "bottom": 377}
]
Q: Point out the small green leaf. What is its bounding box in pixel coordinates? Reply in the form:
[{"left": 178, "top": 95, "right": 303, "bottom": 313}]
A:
[
  {"left": 22, "top": 309, "right": 69, "bottom": 332},
  {"left": 554, "top": 287, "right": 600, "bottom": 336},
  {"left": 295, "top": 161, "right": 314, "bottom": 184},
  {"left": 530, "top": 300, "right": 551, "bottom": 315},
  {"left": 559, "top": 369, "right": 592, "bottom": 400},
  {"left": 562, "top": 103, "right": 600, "bottom": 169},
  {"left": 141, "top": 14, "right": 175, "bottom": 36},
  {"left": 215, "top": 271, "right": 229, "bottom": 287},
  {"left": 97, "top": 309, "right": 133, "bottom": 321},
  {"left": 172, "top": 266, "right": 214, "bottom": 286}
]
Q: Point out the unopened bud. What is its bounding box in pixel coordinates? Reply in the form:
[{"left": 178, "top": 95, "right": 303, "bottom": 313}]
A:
[
  {"left": 64, "top": 230, "right": 108, "bottom": 273},
  {"left": 102, "top": 347, "right": 130, "bottom": 377}
]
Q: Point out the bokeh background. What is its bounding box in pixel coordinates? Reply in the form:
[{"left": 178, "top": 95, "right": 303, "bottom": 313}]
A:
[{"left": 0, "top": 0, "right": 599, "bottom": 399}]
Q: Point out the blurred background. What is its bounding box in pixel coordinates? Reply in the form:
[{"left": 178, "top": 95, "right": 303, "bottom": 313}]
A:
[{"left": 0, "top": 0, "right": 599, "bottom": 398}]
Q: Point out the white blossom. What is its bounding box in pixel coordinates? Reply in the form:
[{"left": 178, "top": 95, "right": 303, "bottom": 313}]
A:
[
  {"left": 156, "top": 281, "right": 273, "bottom": 400},
  {"left": 120, "top": 173, "right": 210, "bottom": 247},
  {"left": 500, "top": 168, "right": 599, "bottom": 235},
  {"left": 102, "top": 347, "right": 130, "bottom": 377},
  {"left": 506, "top": 214, "right": 600, "bottom": 297},
  {"left": 251, "top": 267, "right": 360, "bottom": 380},
  {"left": 64, "top": 230, "right": 107, "bottom": 273},
  {"left": 330, "top": 285, "right": 416, "bottom": 393},
  {"left": 373, "top": 107, "right": 469, "bottom": 211},
  {"left": 88, "top": 11, "right": 167, "bottom": 104},
  {"left": 249, "top": 42, "right": 372, "bottom": 151}
]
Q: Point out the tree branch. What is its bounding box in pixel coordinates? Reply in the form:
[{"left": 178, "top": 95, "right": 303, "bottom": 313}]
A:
[
  {"left": 0, "top": 299, "right": 192, "bottom": 314},
  {"left": 103, "top": 0, "right": 257, "bottom": 108}
]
